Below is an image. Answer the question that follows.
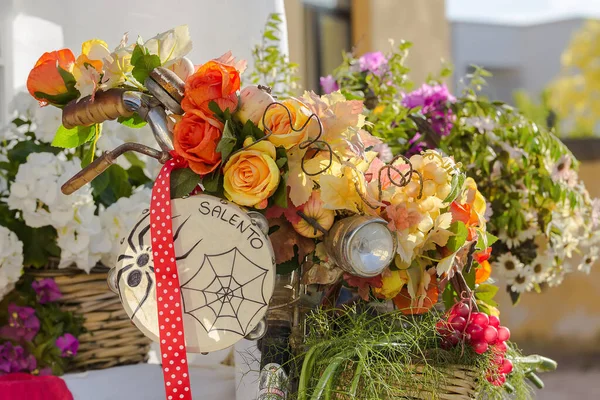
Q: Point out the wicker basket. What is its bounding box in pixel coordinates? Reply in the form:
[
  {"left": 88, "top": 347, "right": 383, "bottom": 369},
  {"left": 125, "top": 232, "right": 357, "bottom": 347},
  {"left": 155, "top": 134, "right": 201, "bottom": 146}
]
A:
[
  {"left": 28, "top": 267, "right": 153, "bottom": 372},
  {"left": 334, "top": 363, "right": 478, "bottom": 400}
]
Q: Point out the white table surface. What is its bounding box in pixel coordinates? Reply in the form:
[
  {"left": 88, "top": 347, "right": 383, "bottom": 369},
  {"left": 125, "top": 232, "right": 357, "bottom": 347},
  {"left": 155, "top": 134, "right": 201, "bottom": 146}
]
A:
[{"left": 64, "top": 364, "right": 236, "bottom": 400}]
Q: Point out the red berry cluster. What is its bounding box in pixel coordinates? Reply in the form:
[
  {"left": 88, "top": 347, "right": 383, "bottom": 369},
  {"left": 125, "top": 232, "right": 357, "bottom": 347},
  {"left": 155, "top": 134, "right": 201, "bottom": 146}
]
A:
[{"left": 436, "top": 302, "right": 513, "bottom": 386}]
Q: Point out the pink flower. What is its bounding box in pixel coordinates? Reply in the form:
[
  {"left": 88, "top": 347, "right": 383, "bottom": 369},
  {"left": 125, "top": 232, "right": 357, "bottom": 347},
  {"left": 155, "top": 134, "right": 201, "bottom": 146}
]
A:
[
  {"left": 0, "top": 304, "right": 40, "bottom": 342},
  {"left": 385, "top": 204, "right": 422, "bottom": 232},
  {"left": 32, "top": 278, "right": 62, "bottom": 304},
  {"left": 319, "top": 75, "right": 339, "bottom": 94},
  {"left": 56, "top": 333, "right": 79, "bottom": 357},
  {"left": 0, "top": 342, "right": 37, "bottom": 375},
  {"left": 402, "top": 83, "right": 456, "bottom": 138},
  {"left": 358, "top": 52, "right": 388, "bottom": 75}
]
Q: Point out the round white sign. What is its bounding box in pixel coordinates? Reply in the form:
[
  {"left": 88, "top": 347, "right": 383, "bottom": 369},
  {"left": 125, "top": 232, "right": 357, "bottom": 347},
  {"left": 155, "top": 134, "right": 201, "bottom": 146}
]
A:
[{"left": 113, "top": 194, "right": 275, "bottom": 353}]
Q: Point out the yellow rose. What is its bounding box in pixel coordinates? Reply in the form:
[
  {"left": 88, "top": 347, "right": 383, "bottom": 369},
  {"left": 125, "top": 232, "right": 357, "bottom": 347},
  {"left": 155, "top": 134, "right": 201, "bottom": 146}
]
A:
[
  {"left": 373, "top": 269, "right": 408, "bottom": 299},
  {"left": 258, "top": 98, "right": 313, "bottom": 149},
  {"left": 223, "top": 137, "right": 280, "bottom": 208}
]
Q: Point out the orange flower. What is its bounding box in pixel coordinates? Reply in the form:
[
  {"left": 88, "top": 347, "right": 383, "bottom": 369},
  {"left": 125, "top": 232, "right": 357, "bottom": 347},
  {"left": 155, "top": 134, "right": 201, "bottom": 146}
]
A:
[
  {"left": 393, "top": 275, "right": 439, "bottom": 315},
  {"left": 173, "top": 110, "right": 223, "bottom": 176},
  {"left": 474, "top": 247, "right": 492, "bottom": 264},
  {"left": 181, "top": 60, "right": 241, "bottom": 122},
  {"left": 27, "top": 49, "right": 78, "bottom": 106},
  {"left": 476, "top": 260, "right": 492, "bottom": 284}
]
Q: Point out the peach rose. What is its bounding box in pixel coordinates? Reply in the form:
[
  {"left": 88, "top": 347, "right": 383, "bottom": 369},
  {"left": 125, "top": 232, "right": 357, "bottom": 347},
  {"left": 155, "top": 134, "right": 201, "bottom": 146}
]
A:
[
  {"left": 27, "top": 49, "right": 78, "bottom": 106},
  {"left": 181, "top": 60, "right": 241, "bottom": 121},
  {"left": 223, "top": 137, "right": 280, "bottom": 208},
  {"left": 173, "top": 110, "right": 223, "bottom": 176},
  {"left": 258, "top": 98, "right": 314, "bottom": 149}
]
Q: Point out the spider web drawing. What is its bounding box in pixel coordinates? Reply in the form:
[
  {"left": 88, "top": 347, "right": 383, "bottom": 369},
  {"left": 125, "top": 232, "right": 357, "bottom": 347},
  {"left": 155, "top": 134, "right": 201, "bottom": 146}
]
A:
[{"left": 181, "top": 247, "right": 269, "bottom": 337}]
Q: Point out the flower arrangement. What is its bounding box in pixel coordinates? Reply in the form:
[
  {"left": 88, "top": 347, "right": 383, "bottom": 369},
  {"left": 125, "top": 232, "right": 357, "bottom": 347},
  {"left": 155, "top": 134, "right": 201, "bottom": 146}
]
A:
[
  {"left": 13, "top": 15, "right": 557, "bottom": 397},
  {"left": 325, "top": 44, "right": 600, "bottom": 302},
  {"left": 0, "top": 277, "right": 84, "bottom": 376}
]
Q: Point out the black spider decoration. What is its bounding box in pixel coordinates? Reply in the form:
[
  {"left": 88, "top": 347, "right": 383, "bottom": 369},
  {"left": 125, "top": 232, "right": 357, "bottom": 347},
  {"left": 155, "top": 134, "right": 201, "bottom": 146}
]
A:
[{"left": 116, "top": 210, "right": 202, "bottom": 319}]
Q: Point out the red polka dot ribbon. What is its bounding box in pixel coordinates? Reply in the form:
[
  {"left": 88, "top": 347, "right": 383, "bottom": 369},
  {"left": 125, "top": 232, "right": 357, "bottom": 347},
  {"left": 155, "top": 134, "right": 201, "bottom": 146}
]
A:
[{"left": 150, "top": 153, "right": 192, "bottom": 400}]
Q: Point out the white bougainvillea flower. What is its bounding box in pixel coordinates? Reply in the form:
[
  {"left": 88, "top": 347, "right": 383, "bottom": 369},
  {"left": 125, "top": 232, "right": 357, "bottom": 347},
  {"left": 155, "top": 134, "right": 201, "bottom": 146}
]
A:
[
  {"left": 56, "top": 202, "right": 111, "bottom": 272},
  {"left": 33, "top": 105, "right": 63, "bottom": 143},
  {"left": 0, "top": 226, "right": 24, "bottom": 301},
  {"left": 7, "top": 153, "right": 91, "bottom": 229},
  {"left": 99, "top": 188, "right": 152, "bottom": 267}
]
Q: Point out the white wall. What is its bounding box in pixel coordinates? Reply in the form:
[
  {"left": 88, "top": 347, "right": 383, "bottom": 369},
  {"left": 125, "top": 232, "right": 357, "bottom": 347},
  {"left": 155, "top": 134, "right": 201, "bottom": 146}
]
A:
[
  {"left": 5, "top": 0, "right": 287, "bottom": 93},
  {"left": 452, "top": 18, "right": 585, "bottom": 101}
]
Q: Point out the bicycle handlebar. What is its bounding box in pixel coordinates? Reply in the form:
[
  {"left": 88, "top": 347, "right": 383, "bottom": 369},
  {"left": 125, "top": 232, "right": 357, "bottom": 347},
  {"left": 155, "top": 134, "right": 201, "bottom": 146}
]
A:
[{"left": 62, "top": 89, "right": 138, "bottom": 129}]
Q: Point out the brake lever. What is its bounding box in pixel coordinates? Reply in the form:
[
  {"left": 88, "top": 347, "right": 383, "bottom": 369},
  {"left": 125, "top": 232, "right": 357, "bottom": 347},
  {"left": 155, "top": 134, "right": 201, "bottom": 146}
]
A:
[{"left": 61, "top": 143, "right": 171, "bottom": 195}]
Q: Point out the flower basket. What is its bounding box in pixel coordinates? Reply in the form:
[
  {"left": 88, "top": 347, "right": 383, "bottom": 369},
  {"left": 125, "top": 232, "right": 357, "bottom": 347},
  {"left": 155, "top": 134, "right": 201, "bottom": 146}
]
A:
[
  {"left": 27, "top": 266, "right": 152, "bottom": 372},
  {"left": 333, "top": 363, "right": 478, "bottom": 400}
]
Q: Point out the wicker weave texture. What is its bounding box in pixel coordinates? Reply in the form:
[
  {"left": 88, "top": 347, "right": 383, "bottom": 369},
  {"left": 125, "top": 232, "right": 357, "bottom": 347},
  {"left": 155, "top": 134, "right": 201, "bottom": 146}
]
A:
[{"left": 29, "top": 268, "right": 152, "bottom": 372}]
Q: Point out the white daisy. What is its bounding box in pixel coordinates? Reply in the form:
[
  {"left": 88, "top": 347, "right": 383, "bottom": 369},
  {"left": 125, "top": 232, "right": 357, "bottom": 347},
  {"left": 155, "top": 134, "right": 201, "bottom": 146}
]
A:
[
  {"left": 577, "top": 246, "right": 599, "bottom": 274},
  {"left": 546, "top": 269, "right": 565, "bottom": 287},
  {"left": 498, "top": 229, "right": 523, "bottom": 250},
  {"left": 528, "top": 254, "right": 554, "bottom": 283},
  {"left": 493, "top": 253, "right": 524, "bottom": 279},
  {"left": 509, "top": 266, "right": 535, "bottom": 293}
]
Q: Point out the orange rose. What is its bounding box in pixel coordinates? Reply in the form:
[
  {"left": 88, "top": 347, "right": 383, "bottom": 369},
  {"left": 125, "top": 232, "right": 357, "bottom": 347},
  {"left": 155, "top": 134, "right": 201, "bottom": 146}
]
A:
[
  {"left": 181, "top": 60, "right": 241, "bottom": 121},
  {"left": 173, "top": 110, "right": 223, "bottom": 176},
  {"left": 27, "top": 49, "right": 78, "bottom": 106}
]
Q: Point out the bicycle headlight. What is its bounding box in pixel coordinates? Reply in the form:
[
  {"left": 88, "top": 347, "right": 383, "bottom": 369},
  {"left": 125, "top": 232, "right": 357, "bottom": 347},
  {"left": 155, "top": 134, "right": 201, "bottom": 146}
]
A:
[{"left": 324, "top": 216, "right": 396, "bottom": 277}]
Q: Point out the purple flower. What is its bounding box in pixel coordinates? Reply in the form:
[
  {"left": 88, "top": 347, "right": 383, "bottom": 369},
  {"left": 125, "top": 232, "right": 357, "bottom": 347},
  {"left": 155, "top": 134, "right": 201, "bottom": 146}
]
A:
[
  {"left": 0, "top": 342, "right": 37, "bottom": 375},
  {"left": 358, "top": 52, "right": 388, "bottom": 75},
  {"left": 406, "top": 133, "right": 427, "bottom": 156},
  {"left": 402, "top": 83, "right": 456, "bottom": 138},
  {"left": 56, "top": 333, "right": 79, "bottom": 357},
  {"left": 0, "top": 304, "right": 40, "bottom": 342},
  {"left": 32, "top": 278, "right": 62, "bottom": 304},
  {"left": 320, "top": 75, "right": 339, "bottom": 94}
]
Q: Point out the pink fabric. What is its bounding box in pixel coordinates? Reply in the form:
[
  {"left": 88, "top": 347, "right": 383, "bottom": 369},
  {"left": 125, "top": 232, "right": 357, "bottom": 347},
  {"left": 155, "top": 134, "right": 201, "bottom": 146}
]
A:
[{"left": 0, "top": 373, "right": 73, "bottom": 400}]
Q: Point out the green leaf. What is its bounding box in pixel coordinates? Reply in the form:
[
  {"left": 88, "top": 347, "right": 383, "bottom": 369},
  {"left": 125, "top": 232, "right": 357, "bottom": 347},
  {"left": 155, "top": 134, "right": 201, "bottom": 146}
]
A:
[
  {"left": 508, "top": 286, "right": 522, "bottom": 305},
  {"left": 442, "top": 282, "right": 457, "bottom": 310},
  {"left": 12, "top": 118, "right": 29, "bottom": 127},
  {"left": 92, "top": 165, "right": 132, "bottom": 206},
  {"left": 123, "top": 152, "right": 146, "bottom": 168},
  {"left": 464, "top": 268, "right": 476, "bottom": 290},
  {"left": 118, "top": 113, "right": 147, "bottom": 128},
  {"left": 276, "top": 258, "right": 300, "bottom": 275},
  {"left": 446, "top": 221, "right": 468, "bottom": 252},
  {"left": 6, "top": 140, "right": 60, "bottom": 165},
  {"left": 442, "top": 172, "right": 465, "bottom": 203},
  {"left": 52, "top": 125, "right": 95, "bottom": 148},
  {"left": 131, "top": 44, "right": 161, "bottom": 85},
  {"left": 216, "top": 120, "right": 238, "bottom": 162},
  {"left": 208, "top": 101, "right": 226, "bottom": 122},
  {"left": 81, "top": 145, "right": 96, "bottom": 168},
  {"left": 272, "top": 171, "right": 289, "bottom": 208},
  {"left": 475, "top": 284, "right": 499, "bottom": 303},
  {"left": 201, "top": 171, "right": 222, "bottom": 194},
  {"left": 170, "top": 168, "right": 201, "bottom": 198},
  {"left": 242, "top": 119, "right": 266, "bottom": 140},
  {"left": 127, "top": 165, "right": 151, "bottom": 187},
  {"left": 264, "top": 30, "right": 279, "bottom": 41}
]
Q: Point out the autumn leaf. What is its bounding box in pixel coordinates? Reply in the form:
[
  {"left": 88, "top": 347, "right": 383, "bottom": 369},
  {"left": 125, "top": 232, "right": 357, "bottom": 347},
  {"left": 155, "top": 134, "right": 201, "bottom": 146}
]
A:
[
  {"left": 265, "top": 188, "right": 304, "bottom": 225},
  {"left": 268, "top": 217, "right": 315, "bottom": 264},
  {"left": 287, "top": 148, "right": 314, "bottom": 207},
  {"left": 319, "top": 166, "right": 366, "bottom": 213}
]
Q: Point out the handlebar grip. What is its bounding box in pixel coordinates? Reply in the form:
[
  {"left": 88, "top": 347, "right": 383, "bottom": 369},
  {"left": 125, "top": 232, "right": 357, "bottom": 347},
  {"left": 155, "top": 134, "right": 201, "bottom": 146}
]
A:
[
  {"left": 61, "top": 153, "right": 114, "bottom": 195},
  {"left": 62, "top": 89, "right": 135, "bottom": 129}
]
